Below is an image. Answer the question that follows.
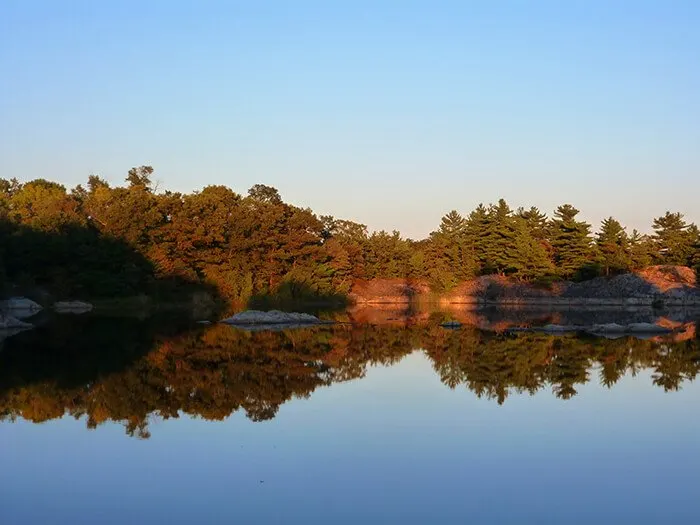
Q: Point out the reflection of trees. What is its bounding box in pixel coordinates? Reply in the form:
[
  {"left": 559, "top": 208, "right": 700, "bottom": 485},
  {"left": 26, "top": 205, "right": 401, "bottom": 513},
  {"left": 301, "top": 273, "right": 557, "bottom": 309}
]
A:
[{"left": 0, "top": 321, "right": 698, "bottom": 437}]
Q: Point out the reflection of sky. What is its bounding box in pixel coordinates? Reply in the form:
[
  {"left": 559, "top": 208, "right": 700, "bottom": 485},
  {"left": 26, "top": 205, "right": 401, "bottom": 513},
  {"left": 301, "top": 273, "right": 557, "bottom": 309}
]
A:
[{"left": 1, "top": 351, "right": 699, "bottom": 524}]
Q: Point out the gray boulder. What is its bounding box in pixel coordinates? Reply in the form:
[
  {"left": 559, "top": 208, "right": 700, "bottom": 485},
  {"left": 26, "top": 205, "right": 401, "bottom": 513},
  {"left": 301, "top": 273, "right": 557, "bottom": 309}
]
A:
[
  {"left": 220, "top": 310, "right": 322, "bottom": 325},
  {"left": 440, "top": 320, "right": 462, "bottom": 328}
]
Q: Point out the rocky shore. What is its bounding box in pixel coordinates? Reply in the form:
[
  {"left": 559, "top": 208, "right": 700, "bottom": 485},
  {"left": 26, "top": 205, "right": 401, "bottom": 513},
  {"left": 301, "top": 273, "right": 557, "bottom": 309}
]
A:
[{"left": 350, "top": 265, "right": 700, "bottom": 307}]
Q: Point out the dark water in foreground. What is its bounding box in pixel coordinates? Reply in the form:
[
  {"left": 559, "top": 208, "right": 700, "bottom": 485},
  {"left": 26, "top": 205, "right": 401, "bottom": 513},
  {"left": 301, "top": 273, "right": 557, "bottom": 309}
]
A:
[{"left": 1, "top": 311, "right": 699, "bottom": 524}]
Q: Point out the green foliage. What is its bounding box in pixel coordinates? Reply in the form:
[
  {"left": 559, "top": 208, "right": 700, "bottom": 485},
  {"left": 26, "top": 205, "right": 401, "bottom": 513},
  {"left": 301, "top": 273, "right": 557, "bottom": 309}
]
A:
[
  {"left": 596, "top": 217, "right": 632, "bottom": 275},
  {"left": 629, "top": 229, "right": 655, "bottom": 270},
  {"left": 462, "top": 200, "right": 552, "bottom": 280},
  {"left": 1, "top": 168, "right": 698, "bottom": 304},
  {"left": 548, "top": 204, "right": 596, "bottom": 280},
  {"left": 652, "top": 212, "right": 695, "bottom": 265}
]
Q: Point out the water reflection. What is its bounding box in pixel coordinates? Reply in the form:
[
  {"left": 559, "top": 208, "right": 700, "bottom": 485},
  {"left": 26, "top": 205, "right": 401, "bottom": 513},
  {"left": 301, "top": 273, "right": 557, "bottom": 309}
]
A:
[{"left": 0, "top": 312, "right": 698, "bottom": 438}]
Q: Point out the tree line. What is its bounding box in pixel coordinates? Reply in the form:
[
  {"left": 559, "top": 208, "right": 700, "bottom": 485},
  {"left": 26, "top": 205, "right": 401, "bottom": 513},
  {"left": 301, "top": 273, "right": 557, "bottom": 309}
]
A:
[{"left": 1, "top": 166, "right": 699, "bottom": 302}]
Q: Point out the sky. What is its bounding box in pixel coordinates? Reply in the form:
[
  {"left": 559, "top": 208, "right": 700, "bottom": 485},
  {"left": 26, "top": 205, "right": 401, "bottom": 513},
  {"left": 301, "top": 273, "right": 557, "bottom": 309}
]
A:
[{"left": 1, "top": 0, "right": 698, "bottom": 239}]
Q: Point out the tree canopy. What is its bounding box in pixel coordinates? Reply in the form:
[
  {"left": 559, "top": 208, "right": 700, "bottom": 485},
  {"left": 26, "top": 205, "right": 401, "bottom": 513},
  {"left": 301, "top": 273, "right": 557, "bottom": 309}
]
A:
[{"left": 1, "top": 167, "right": 698, "bottom": 303}]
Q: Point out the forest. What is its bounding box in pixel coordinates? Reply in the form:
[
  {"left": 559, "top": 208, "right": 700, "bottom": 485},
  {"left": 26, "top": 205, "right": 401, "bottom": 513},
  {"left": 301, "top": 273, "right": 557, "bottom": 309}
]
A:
[{"left": 1, "top": 166, "right": 699, "bottom": 304}]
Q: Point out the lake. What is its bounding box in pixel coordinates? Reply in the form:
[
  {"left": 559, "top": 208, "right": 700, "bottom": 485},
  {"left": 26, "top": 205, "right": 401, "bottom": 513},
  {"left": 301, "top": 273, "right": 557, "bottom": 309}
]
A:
[{"left": 1, "top": 308, "right": 699, "bottom": 524}]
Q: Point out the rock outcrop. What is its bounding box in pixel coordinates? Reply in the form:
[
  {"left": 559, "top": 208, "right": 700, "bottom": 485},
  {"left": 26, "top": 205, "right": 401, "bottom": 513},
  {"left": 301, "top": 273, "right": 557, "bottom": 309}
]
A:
[
  {"left": 351, "top": 266, "right": 700, "bottom": 306},
  {"left": 220, "top": 310, "right": 323, "bottom": 325}
]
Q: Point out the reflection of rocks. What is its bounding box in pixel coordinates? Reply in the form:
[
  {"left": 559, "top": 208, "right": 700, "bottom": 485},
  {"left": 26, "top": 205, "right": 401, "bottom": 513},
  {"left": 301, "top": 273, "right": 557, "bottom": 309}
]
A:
[
  {"left": 0, "top": 296, "right": 43, "bottom": 320},
  {"left": 345, "top": 305, "right": 430, "bottom": 326},
  {"left": 227, "top": 323, "right": 326, "bottom": 332},
  {"left": 349, "top": 279, "right": 431, "bottom": 304},
  {"left": 54, "top": 301, "right": 93, "bottom": 314},
  {"left": 434, "top": 304, "right": 700, "bottom": 333},
  {"left": 0, "top": 312, "right": 33, "bottom": 330},
  {"left": 510, "top": 322, "right": 673, "bottom": 337},
  {"left": 220, "top": 310, "right": 323, "bottom": 325}
]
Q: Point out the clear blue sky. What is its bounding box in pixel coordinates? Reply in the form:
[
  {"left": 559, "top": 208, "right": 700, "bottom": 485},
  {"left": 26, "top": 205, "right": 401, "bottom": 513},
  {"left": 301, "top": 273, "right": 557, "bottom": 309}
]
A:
[{"left": 1, "top": 0, "right": 698, "bottom": 238}]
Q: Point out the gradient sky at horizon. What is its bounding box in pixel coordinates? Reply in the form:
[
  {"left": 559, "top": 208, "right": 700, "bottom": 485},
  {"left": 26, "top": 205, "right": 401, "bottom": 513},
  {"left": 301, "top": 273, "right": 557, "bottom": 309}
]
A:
[{"left": 1, "top": 0, "right": 698, "bottom": 238}]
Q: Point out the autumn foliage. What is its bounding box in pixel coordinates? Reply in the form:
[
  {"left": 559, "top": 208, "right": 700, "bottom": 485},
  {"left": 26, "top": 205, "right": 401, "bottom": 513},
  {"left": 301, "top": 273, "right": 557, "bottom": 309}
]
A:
[{"left": 1, "top": 168, "right": 698, "bottom": 302}]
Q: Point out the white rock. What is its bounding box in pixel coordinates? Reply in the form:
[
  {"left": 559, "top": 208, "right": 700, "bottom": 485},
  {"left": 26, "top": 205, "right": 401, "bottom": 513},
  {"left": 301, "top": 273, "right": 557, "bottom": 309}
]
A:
[{"left": 220, "top": 310, "right": 321, "bottom": 325}]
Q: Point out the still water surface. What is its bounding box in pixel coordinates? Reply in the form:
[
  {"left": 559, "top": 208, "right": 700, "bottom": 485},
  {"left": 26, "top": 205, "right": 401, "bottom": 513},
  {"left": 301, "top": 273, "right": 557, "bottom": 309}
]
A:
[{"left": 1, "top": 311, "right": 699, "bottom": 524}]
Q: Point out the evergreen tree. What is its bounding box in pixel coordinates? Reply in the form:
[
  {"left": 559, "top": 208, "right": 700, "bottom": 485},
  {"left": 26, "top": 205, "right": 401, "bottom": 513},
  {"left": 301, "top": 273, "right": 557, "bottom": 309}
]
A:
[
  {"left": 548, "top": 204, "right": 596, "bottom": 280},
  {"left": 425, "top": 210, "right": 476, "bottom": 290},
  {"left": 465, "top": 203, "right": 496, "bottom": 273},
  {"left": 596, "top": 217, "right": 632, "bottom": 276},
  {"left": 517, "top": 206, "right": 549, "bottom": 241},
  {"left": 629, "top": 229, "right": 655, "bottom": 270},
  {"left": 687, "top": 224, "right": 700, "bottom": 271},
  {"left": 652, "top": 212, "right": 694, "bottom": 265},
  {"left": 465, "top": 200, "right": 552, "bottom": 279},
  {"left": 485, "top": 199, "right": 523, "bottom": 275},
  {"left": 438, "top": 210, "right": 468, "bottom": 238}
]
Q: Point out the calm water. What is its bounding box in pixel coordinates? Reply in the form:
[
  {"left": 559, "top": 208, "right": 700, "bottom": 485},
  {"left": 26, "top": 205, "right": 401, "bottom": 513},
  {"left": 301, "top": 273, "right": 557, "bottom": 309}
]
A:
[{"left": 1, "top": 310, "right": 699, "bottom": 524}]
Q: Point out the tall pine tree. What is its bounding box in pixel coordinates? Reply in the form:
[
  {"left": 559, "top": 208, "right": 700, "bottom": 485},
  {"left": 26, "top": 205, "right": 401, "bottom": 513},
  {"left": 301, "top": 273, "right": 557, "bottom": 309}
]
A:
[
  {"left": 652, "top": 212, "right": 694, "bottom": 265},
  {"left": 548, "top": 204, "right": 596, "bottom": 280},
  {"left": 596, "top": 217, "right": 632, "bottom": 276}
]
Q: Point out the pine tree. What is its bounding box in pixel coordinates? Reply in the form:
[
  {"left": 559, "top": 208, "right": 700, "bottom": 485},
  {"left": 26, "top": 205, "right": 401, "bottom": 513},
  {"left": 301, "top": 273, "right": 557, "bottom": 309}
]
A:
[
  {"left": 465, "top": 204, "right": 495, "bottom": 274},
  {"left": 629, "top": 229, "right": 655, "bottom": 270},
  {"left": 438, "top": 210, "right": 468, "bottom": 238},
  {"left": 596, "top": 217, "right": 632, "bottom": 276},
  {"left": 517, "top": 206, "right": 548, "bottom": 241},
  {"left": 486, "top": 199, "right": 518, "bottom": 274},
  {"left": 548, "top": 204, "right": 596, "bottom": 280},
  {"left": 426, "top": 210, "right": 477, "bottom": 290},
  {"left": 688, "top": 224, "right": 700, "bottom": 271},
  {"left": 510, "top": 215, "right": 555, "bottom": 280},
  {"left": 652, "top": 212, "right": 694, "bottom": 265},
  {"left": 466, "top": 199, "right": 552, "bottom": 279}
]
